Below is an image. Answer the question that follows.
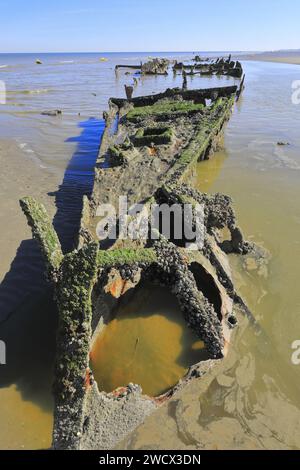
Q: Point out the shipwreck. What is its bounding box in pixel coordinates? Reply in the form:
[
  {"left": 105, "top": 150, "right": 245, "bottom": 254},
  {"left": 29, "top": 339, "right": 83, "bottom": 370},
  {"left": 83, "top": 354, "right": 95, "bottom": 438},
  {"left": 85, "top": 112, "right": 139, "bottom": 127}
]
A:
[
  {"left": 173, "top": 56, "right": 243, "bottom": 78},
  {"left": 20, "top": 58, "right": 261, "bottom": 450},
  {"left": 115, "top": 58, "right": 170, "bottom": 75}
]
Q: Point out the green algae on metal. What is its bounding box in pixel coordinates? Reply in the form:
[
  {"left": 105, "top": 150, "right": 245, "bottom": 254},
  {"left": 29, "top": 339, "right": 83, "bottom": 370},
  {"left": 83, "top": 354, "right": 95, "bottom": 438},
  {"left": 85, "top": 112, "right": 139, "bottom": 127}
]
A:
[
  {"left": 126, "top": 101, "right": 205, "bottom": 123},
  {"left": 20, "top": 196, "right": 63, "bottom": 280},
  {"left": 98, "top": 248, "right": 157, "bottom": 268}
]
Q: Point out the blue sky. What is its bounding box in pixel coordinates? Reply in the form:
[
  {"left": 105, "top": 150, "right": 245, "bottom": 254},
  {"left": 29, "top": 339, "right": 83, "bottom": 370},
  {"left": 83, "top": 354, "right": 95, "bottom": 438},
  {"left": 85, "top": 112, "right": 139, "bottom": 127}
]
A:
[{"left": 1, "top": 0, "right": 299, "bottom": 53}]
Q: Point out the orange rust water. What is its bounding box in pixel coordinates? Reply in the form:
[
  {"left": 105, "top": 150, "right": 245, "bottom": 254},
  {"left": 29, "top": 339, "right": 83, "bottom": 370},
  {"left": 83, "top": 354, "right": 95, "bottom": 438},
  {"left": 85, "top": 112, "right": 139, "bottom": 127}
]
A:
[{"left": 90, "top": 285, "right": 206, "bottom": 397}]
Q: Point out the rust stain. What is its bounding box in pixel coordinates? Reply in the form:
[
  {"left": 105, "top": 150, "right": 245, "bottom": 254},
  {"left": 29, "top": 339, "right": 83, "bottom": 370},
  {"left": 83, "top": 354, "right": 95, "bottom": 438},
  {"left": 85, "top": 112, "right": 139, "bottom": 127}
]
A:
[
  {"left": 108, "top": 277, "right": 126, "bottom": 298},
  {"left": 223, "top": 338, "right": 230, "bottom": 357},
  {"left": 148, "top": 146, "right": 157, "bottom": 156},
  {"left": 107, "top": 276, "right": 134, "bottom": 298},
  {"left": 154, "top": 395, "right": 171, "bottom": 405},
  {"left": 84, "top": 368, "right": 92, "bottom": 390},
  {"left": 111, "top": 387, "right": 127, "bottom": 398}
]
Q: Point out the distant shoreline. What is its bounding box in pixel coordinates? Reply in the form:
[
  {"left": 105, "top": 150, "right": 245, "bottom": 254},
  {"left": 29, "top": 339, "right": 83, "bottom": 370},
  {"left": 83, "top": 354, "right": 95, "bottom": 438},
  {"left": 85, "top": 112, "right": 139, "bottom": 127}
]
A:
[
  {"left": 1, "top": 49, "right": 300, "bottom": 66},
  {"left": 239, "top": 51, "right": 300, "bottom": 65}
]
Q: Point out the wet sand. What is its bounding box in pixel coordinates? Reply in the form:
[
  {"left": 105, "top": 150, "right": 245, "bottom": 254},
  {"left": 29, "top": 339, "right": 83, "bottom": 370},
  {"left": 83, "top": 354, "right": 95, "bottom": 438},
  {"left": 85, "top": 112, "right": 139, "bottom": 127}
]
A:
[
  {"left": 0, "top": 139, "right": 59, "bottom": 286},
  {"left": 0, "top": 139, "right": 60, "bottom": 449},
  {"left": 1, "top": 54, "right": 300, "bottom": 450},
  {"left": 241, "top": 51, "right": 300, "bottom": 65},
  {"left": 118, "top": 60, "right": 300, "bottom": 450}
]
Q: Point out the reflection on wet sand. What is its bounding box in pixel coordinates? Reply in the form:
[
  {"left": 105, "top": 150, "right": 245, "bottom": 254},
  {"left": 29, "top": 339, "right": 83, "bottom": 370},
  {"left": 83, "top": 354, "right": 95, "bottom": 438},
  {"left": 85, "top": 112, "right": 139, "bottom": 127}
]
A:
[
  {"left": 0, "top": 117, "right": 102, "bottom": 449},
  {"left": 0, "top": 292, "right": 56, "bottom": 450}
]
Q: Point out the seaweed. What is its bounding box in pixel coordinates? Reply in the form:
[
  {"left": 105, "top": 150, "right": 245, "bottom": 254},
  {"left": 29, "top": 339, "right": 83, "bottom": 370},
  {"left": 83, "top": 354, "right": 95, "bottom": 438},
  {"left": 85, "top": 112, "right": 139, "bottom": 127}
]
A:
[
  {"left": 126, "top": 100, "right": 205, "bottom": 123},
  {"left": 167, "top": 96, "right": 235, "bottom": 180},
  {"left": 98, "top": 248, "right": 157, "bottom": 267},
  {"left": 20, "top": 196, "right": 63, "bottom": 280},
  {"left": 133, "top": 127, "right": 173, "bottom": 146}
]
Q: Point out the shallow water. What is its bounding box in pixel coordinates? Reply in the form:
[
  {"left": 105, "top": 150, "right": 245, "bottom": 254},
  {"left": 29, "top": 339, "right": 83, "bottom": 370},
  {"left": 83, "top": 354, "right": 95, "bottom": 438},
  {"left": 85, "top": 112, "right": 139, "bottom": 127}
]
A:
[
  {"left": 0, "top": 51, "right": 238, "bottom": 449},
  {"left": 0, "top": 292, "right": 57, "bottom": 450},
  {"left": 90, "top": 285, "right": 207, "bottom": 397},
  {"left": 120, "top": 61, "right": 300, "bottom": 450},
  {"left": 1, "top": 54, "right": 300, "bottom": 449}
]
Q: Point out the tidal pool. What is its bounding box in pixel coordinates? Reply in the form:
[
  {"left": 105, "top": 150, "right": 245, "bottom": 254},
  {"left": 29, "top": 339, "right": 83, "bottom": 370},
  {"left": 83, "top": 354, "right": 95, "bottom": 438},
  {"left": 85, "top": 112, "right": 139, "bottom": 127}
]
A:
[{"left": 90, "top": 285, "right": 207, "bottom": 397}]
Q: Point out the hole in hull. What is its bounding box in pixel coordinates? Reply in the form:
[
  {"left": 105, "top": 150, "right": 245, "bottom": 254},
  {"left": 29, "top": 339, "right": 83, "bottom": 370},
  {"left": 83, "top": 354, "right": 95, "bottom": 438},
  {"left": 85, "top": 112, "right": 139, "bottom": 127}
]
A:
[{"left": 189, "top": 262, "right": 222, "bottom": 321}]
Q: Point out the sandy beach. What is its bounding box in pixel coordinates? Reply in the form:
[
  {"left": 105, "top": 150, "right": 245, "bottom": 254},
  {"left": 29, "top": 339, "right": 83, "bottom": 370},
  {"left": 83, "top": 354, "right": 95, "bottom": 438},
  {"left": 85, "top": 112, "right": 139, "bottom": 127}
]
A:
[
  {"left": 240, "top": 50, "right": 300, "bottom": 65},
  {"left": 1, "top": 52, "right": 300, "bottom": 451},
  {"left": 0, "top": 139, "right": 58, "bottom": 281},
  {"left": 0, "top": 138, "right": 61, "bottom": 450}
]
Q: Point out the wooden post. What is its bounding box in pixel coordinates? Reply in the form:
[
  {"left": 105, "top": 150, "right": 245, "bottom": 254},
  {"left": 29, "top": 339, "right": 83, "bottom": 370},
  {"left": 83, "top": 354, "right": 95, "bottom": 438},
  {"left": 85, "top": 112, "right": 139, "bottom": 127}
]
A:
[
  {"left": 125, "top": 85, "right": 134, "bottom": 100},
  {"left": 236, "top": 74, "right": 245, "bottom": 101},
  {"left": 182, "top": 70, "right": 187, "bottom": 91}
]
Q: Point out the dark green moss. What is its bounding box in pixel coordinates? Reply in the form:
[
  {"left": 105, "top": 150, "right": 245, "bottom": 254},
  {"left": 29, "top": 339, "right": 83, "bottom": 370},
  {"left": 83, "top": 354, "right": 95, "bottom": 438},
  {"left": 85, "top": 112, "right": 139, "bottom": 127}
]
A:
[
  {"left": 97, "top": 248, "right": 157, "bottom": 267},
  {"left": 54, "top": 242, "right": 99, "bottom": 401},
  {"left": 108, "top": 145, "right": 128, "bottom": 166},
  {"left": 167, "top": 96, "right": 235, "bottom": 180},
  {"left": 133, "top": 127, "right": 173, "bottom": 146},
  {"left": 20, "top": 196, "right": 63, "bottom": 280},
  {"left": 126, "top": 100, "right": 205, "bottom": 123}
]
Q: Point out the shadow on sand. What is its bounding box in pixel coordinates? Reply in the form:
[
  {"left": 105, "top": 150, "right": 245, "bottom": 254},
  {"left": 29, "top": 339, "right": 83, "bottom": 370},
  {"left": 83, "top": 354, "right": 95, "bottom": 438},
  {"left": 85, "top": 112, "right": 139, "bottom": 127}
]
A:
[
  {"left": 50, "top": 117, "right": 105, "bottom": 253},
  {"left": 0, "top": 117, "right": 104, "bottom": 413}
]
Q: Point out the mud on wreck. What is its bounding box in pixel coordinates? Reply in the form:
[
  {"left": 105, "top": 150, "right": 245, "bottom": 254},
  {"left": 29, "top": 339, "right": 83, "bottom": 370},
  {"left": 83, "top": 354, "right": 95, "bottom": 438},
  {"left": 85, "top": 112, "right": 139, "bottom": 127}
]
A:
[{"left": 20, "top": 58, "right": 261, "bottom": 450}]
